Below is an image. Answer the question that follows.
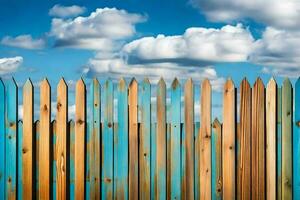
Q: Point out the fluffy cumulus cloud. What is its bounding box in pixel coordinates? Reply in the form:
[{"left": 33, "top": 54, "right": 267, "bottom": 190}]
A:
[
  {"left": 123, "top": 24, "right": 254, "bottom": 64},
  {"left": 50, "top": 7, "right": 146, "bottom": 50},
  {"left": 1, "top": 35, "right": 46, "bottom": 49},
  {"left": 49, "top": 4, "right": 86, "bottom": 18},
  {"left": 0, "top": 56, "right": 23, "bottom": 75},
  {"left": 191, "top": 0, "right": 300, "bottom": 30}
]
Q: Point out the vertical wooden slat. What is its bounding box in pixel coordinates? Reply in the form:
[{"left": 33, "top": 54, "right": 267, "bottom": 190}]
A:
[
  {"left": 17, "top": 121, "right": 23, "bottom": 200},
  {"left": 150, "top": 122, "right": 156, "bottom": 199},
  {"left": 39, "top": 78, "right": 51, "bottom": 199},
  {"left": 294, "top": 78, "right": 300, "bottom": 198},
  {"left": 251, "top": 78, "right": 265, "bottom": 200},
  {"left": 277, "top": 87, "right": 282, "bottom": 200},
  {"left": 51, "top": 120, "right": 57, "bottom": 200},
  {"left": 212, "top": 119, "right": 222, "bottom": 200},
  {"left": 194, "top": 121, "right": 200, "bottom": 199},
  {"left": 139, "top": 78, "right": 151, "bottom": 199},
  {"left": 56, "top": 79, "right": 68, "bottom": 199},
  {"left": 182, "top": 78, "right": 194, "bottom": 199},
  {"left": 90, "top": 78, "right": 101, "bottom": 199},
  {"left": 169, "top": 78, "right": 181, "bottom": 199},
  {"left": 222, "top": 78, "right": 235, "bottom": 199},
  {"left": 266, "top": 78, "right": 277, "bottom": 200},
  {"left": 35, "top": 121, "right": 40, "bottom": 198},
  {"left": 156, "top": 78, "right": 166, "bottom": 200},
  {"left": 282, "top": 78, "right": 292, "bottom": 200},
  {"left": 23, "top": 79, "right": 33, "bottom": 199},
  {"left": 237, "top": 78, "right": 251, "bottom": 200},
  {"left": 69, "top": 121, "right": 75, "bottom": 200},
  {"left": 86, "top": 120, "right": 90, "bottom": 200},
  {"left": 0, "top": 79, "right": 4, "bottom": 199},
  {"left": 129, "top": 78, "right": 138, "bottom": 200},
  {"left": 102, "top": 79, "right": 113, "bottom": 199},
  {"left": 200, "top": 79, "right": 211, "bottom": 199},
  {"left": 114, "top": 78, "right": 128, "bottom": 199},
  {"left": 75, "top": 79, "right": 86, "bottom": 199}
]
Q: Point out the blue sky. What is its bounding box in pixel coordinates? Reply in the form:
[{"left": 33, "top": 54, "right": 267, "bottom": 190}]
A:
[{"left": 1, "top": 0, "right": 300, "bottom": 120}]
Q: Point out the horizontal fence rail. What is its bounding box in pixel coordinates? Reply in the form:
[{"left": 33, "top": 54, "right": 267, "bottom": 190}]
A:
[{"left": 0, "top": 77, "right": 298, "bottom": 199}]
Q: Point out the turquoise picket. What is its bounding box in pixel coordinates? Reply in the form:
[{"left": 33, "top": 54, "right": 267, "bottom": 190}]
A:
[
  {"left": 5, "top": 78, "right": 18, "bottom": 199},
  {"left": 212, "top": 119, "right": 222, "bottom": 200},
  {"left": 150, "top": 122, "right": 156, "bottom": 199},
  {"left": 294, "top": 78, "right": 300, "bottom": 197},
  {"left": 194, "top": 122, "right": 200, "bottom": 199},
  {"left": 114, "top": 78, "right": 128, "bottom": 199},
  {"left": 139, "top": 78, "right": 151, "bottom": 199},
  {"left": 102, "top": 79, "right": 114, "bottom": 199},
  {"left": 0, "top": 79, "right": 4, "bottom": 199},
  {"left": 17, "top": 121, "right": 23, "bottom": 200},
  {"left": 170, "top": 78, "right": 181, "bottom": 199},
  {"left": 69, "top": 121, "right": 75, "bottom": 200}
]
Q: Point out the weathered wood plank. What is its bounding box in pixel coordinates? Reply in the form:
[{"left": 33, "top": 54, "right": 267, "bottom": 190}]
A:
[
  {"left": 194, "top": 121, "right": 200, "bottom": 200},
  {"left": 17, "top": 121, "right": 23, "bottom": 200},
  {"left": 114, "top": 78, "right": 128, "bottom": 199},
  {"left": 266, "top": 78, "right": 277, "bottom": 200},
  {"left": 155, "top": 78, "right": 166, "bottom": 200},
  {"left": 251, "top": 78, "right": 265, "bottom": 200},
  {"left": 277, "top": 87, "right": 282, "bottom": 200},
  {"left": 150, "top": 122, "right": 156, "bottom": 199},
  {"left": 129, "top": 78, "right": 138, "bottom": 200},
  {"left": 200, "top": 79, "right": 211, "bottom": 200},
  {"left": 35, "top": 121, "right": 40, "bottom": 198},
  {"left": 294, "top": 78, "right": 300, "bottom": 198},
  {"left": 102, "top": 79, "right": 113, "bottom": 199},
  {"left": 69, "top": 121, "right": 75, "bottom": 200},
  {"left": 237, "top": 78, "right": 251, "bottom": 200},
  {"left": 139, "top": 78, "right": 151, "bottom": 200},
  {"left": 169, "top": 78, "right": 181, "bottom": 199},
  {"left": 282, "top": 78, "right": 292, "bottom": 200},
  {"left": 89, "top": 78, "right": 101, "bottom": 199},
  {"left": 212, "top": 119, "right": 222, "bottom": 200},
  {"left": 56, "top": 79, "right": 68, "bottom": 199},
  {"left": 51, "top": 120, "right": 57, "bottom": 200},
  {"left": 182, "top": 78, "right": 194, "bottom": 200},
  {"left": 0, "top": 79, "right": 4, "bottom": 199},
  {"left": 75, "top": 79, "right": 86, "bottom": 199},
  {"left": 222, "top": 78, "right": 236, "bottom": 199},
  {"left": 39, "top": 79, "right": 51, "bottom": 199},
  {"left": 22, "top": 79, "right": 34, "bottom": 199}
]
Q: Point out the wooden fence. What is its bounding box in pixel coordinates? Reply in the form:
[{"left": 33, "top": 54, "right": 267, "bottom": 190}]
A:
[{"left": 0, "top": 77, "right": 298, "bottom": 199}]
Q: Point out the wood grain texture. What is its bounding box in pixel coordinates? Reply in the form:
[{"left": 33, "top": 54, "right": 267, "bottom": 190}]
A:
[
  {"left": 222, "top": 78, "right": 236, "bottom": 200},
  {"left": 200, "top": 79, "right": 211, "bottom": 199},
  {"left": 294, "top": 78, "right": 300, "bottom": 198},
  {"left": 75, "top": 79, "right": 86, "bottom": 199},
  {"left": 237, "top": 78, "right": 251, "bottom": 200},
  {"left": 212, "top": 119, "right": 222, "bottom": 200},
  {"left": 251, "top": 78, "right": 265, "bottom": 200},
  {"left": 194, "top": 122, "right": 200, "bottom": 200},
  {"left": 282, "top": 78, "right": 292, "bottom": 200},
  {"left": 35, "top": 121, "right": 40, "bottom": 198},
  {"left": 183, "top": 78, "right": 194, "bottom": 200},
  {"left": 0, "top": 79, "right": 4, "bottom": 199},
  {"left": 156, "top": 78, "right": 166, "bottom": 200},
  {"left": 56, "top": 79, "right": 68, "bottom": 200},
  {"left": 129, "top": 78, "right": 138, "bottom": 200},
  {"left": 139, "top": 78, "right": 151, "bottom": 200},
  {"left": 69, "top": 121, "right": 75, "bottom": 200},
  {"left": 39, "top": 79, "right": 51, "bottom": 199},
  {"left": 17, "top": 121, "right": 23, "bottom": 200},
  {"left": 23, "top": 79, "right": 34, "bottom": 199},
  {"left": 266, "top": 78, "right": 277, "bottom": 200},
  {"left": 114, "top": 78, "right": 128, "bottom": 199},
  {"left": 277, "top": 88, "right": 282, "bottom": 200}
]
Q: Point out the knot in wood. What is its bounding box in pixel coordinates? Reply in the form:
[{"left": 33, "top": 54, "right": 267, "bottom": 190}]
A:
[
  {"left": 297, "top": 121, "right": 300, "bottom": 127},
  {"left": 108, "top": 122, "right": 112, "bottom": 128},
  {"left": 57, "top": 102, "right": 62, "bottom": 110},
  {"left": 77, "top": 119, "right": 84, "bottom": 125},
  {"left": 43, "top": 104, "right": 48, "bottom": 111}
]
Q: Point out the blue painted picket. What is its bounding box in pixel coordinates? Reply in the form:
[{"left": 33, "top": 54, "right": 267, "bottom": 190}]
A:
[
  {"left": 294, "top": 78, "right": 300, "bottom": 197},
  {"left": 102, "top": 79, "right": 114, "bottom": 199},
  {"left": 150, "top": 122, "right": 156, "bottom": 199},
  {"left": 5, "top": 78, "right": 18, "bottom": 199},
  {"left": 114, "top": 78, "right": 128, "bottom": 199},
  {"left": 0, "top": 79, "right": 4, "bottom": 199},
  {"left": 170, "top": 78, "right": 181, "bottom": 199}
]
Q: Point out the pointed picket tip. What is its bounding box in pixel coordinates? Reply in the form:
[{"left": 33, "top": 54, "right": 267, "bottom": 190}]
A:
[
  {"left": 143, "top": 77, "right": 150, "bottom": 84},
  {"left": 58, "top": 78, "right": 67, "bottom": 87},
  {"left": 224, "top": 78, "right": 235, "bottom": 90},
  {"left": 283, "top": 77, "right": 292, "bottom": 85},
  {"left": 24, "top": 78, "right": 33, "bottom": 86},
  {"left": 254, "top": 77, "right": 264, "bottom": 86},
  {"left": 185, "top": 78, "right": 193, "bottom": 85},
  {"left": 201, "top": 78, "right": 211, "bottom": 89},
  {"left": 129, "top": 78, "right": 138, "bottom": 88},
  {"left": 118, "top": 77, "right": 127, "bottom": 90},
  {"left": 41, "top": 78, "right": 50, "bottom": 86},
  {"left": 76, "top": 77, "right": 86, "bottom": 87},
  {"left": 213, "top": 118, "right": 221, "bottom": 128},
  {"left": 171, "top": 77, "right": 180, "bottom": 89},
  {"left": 92, "top": 78, "right": 99, "bottom": 85},
  {"left": 267, "top": 77, "right": 277, "bottom": 88},
  {"left": 158, "top": 77, "right": 166, "bottom": 87},
  {"left": 240, "top": 77, "right": 250, "bottom": 88}
]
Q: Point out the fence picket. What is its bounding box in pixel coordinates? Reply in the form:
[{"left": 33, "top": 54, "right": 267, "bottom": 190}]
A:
[
  {"left": 69, "top": 120, "right": 75, "bottom": 200},
  {"left": 17, "top": 121, "right": 23, "bottom": 200},
  {"left": 266, "top": 78, "right": 277, "bottom": 200},
  {"left": 35, "top": 121, "right": 40, "bottom": 198},
  {"left": 277, "top": 87, "right": 282, "bottom": 200},
  {"left": 56, "top": 79, "right": 68, "bottom": 199},
  {"left": 51, "top": 121, "right": 57, "bottom": 199},
  {"left": 237, "top": 78, "right": 251, "bottom": 200},
  {"left": 155, "top": 78, "right": 166, "bottom": 200},
  {"left": 222, "top": 78, "right": 236, "bottom": 199},
  {"left": 102, "top": 79, "right": 114, "bottom": 199},
  {"left": 129, "top": 78, "right": 138, "bottom": 200},
  {"left": 0, "top": 79, "right": 4, "bottom": 199},
  {"left": 212, "top": 119, "right": 222, "bottom": 200},
  {"left": 114, "top": 78, "right": 128, "bottom": 199},
  {"left": 294, "top": 78, "right": 300, "bottom": 198},
  {"left": 282, "top": 78, "right": 292, "bottom": 200},
  {"left": 194, "top": 121, "right": 200, "bottom": 199}
]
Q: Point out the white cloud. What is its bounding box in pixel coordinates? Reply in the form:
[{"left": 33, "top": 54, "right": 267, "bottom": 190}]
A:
[
  {"left": 50, "top": 7, "right": 146, "bottom": 50},
  {"left": 1, "top": 35, "right": 45, "bottom": 49},
  {"left": 191, "top": 0, "right": 300, "bottom": 30},
  {"left": 0, "top": 56, "right": 23, "bottom": 75},
  {"left": 49, "top": 4, "right": 86, "bottom": 18},
  {"left": 123, "top": 23, "right": 254, "bottom": 63}
]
